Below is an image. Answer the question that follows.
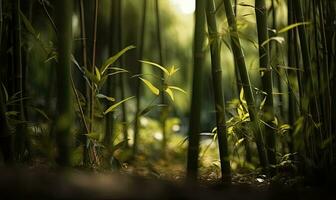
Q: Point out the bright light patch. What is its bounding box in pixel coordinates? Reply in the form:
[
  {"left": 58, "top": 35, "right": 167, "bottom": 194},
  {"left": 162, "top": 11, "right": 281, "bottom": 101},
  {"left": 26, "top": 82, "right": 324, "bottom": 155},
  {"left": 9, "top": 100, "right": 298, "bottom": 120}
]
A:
[
  {"left": 154, "top": 131, "right": 163, "bottom": 141},
  {"left": 172, "top": 124, "right": 180, "bottom": 132},
  {"left": 170, "top": 0, "right": 195, "bottom": 14},
  {"left": 72, "top": 14, "right": 78, "bottom": 31},
  {"left": 140, "top": 117, "right": 149, "bottom": 126}
]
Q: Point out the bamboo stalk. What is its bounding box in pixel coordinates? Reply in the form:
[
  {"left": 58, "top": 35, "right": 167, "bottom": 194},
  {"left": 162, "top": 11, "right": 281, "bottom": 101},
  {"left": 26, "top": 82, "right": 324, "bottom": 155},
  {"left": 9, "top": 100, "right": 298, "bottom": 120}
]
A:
[
  {"left": 54, "top": 0, "right": 73, "bottom": 167},
  {"left": 0, "top": 0, "right": 2, "bottom": 49},
  {"left": 187, "top": 0, "right": 206, "bottom": 181},
  {"left": 317, "top": 0, "right": 332, "bottom": 162},
  {"left": 234, "top": 0, "right": 238, "bottom": 16},
  {"left": 233, "top": 0, "right": 241, "bottom": 97},
  {"left": 233, "top": 0, "right": 251, "bottom": 164},
  {"left": 0, "top": 79, "right": 13, "bottom": 164},
  {"left": 325, "top": 2, "right": 336, "bottom": 149},
  {"left": 104, "top": 0, "right": 119, "bottom": 149},
  {"left": 154, "top": 0, "right": 167, "bottom": 157},
  {"left": 70, "top": 68, "right": 89, "bottom": 149},
  {"left": 293, "top": 0, "right": 322, "bottom": 163},
  {"left": 287, "top": 0, "right": 296, "bottom": 154},
  {"left": 311, "top": 1, "right": 326, "bottom": 152},
  {"left": 222, "top": 0, "right": 268, "bottom": 169},
  {"left": 117, "top": 0, "right": 129, "bottom": 148},
  {"left": 133, "top": 0, "right": 147, "bottom": 157},
  {"left": 255, "top": 0, "right": 276, "bottom": 167},
  {"left": 79, "top": 0, "right": 89, "bottom": 165},
  {"left": 271, "top": 0, "right": 284, "bottom": 122},
  {"left": 91, "top": 0, "right": 98, "bottom": 134},
  {"left": 206, "top": 0, "right": 231, "bottom": 183},
  {"left": 12, "top": 0, "right": 28, "bottom": 160}
]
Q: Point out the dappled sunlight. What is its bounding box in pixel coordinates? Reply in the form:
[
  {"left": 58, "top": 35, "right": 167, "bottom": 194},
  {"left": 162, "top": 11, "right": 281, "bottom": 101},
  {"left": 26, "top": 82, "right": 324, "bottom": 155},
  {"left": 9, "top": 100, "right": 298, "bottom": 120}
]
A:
[
  {"left": 170, "top": 0, "right": 195, "bottom": 15},
  {"left": 0, "top": 0, "right": 335, "bottom": 198}
]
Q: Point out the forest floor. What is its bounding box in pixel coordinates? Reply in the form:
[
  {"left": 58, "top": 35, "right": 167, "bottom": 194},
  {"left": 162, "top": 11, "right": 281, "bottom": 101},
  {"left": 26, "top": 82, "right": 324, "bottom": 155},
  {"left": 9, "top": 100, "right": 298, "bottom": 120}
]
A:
[{"left": 0, "top": 157, "right": 334, "bottom": 200}]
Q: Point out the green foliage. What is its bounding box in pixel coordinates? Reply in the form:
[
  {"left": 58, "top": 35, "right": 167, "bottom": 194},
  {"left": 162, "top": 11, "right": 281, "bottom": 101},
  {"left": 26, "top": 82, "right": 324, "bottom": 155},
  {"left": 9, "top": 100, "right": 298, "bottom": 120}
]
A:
[
  {"left": 277, "top": 22, "right": 311, "bottom": 34},
  {"left": 138, "top": 60, "right": 186, "bottom": 102},
  {"left": 84, "top": 46, "right": 134, "bottom": 92},
  {"left": 0, "top": 0, "right": 334, "bottom": 185},
  {"left": 104, "top": 96, "right": 134, "bottom": 115},
  {"left": 96, "top": 94, "right": 115, "bottom": 102},
  {"left": 139, "top": 78, "right": 160, "bottom": 95},
  {"left": 101, "top": 46, "right": 136, "bottom": 75}
]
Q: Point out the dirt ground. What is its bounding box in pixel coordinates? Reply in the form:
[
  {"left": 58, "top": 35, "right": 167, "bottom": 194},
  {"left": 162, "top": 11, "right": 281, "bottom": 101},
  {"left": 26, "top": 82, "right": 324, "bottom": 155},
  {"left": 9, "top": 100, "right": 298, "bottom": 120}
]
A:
[{"left": 0, "top": 168, "right": 334, "bottom": 200}]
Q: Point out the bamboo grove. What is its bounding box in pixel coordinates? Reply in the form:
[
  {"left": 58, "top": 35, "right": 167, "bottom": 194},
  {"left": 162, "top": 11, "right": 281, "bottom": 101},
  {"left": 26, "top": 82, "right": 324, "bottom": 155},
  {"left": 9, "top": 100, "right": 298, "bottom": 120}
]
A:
[{"left": 0, "top": 0, "right": 335, "bottom": 185}]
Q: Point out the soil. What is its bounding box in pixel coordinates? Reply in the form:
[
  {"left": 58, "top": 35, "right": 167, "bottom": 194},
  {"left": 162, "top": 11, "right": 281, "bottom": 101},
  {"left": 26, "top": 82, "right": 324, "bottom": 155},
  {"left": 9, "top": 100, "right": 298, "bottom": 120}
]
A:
[{"left": 0, "top": 167, "right": 334, "bottom": 200}]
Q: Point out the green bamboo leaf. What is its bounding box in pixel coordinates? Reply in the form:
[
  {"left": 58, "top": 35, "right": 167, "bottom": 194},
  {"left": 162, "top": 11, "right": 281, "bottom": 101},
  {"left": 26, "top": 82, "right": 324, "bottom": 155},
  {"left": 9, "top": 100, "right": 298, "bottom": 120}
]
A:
[
  {"left": 5, "top": 111, "right": 19, "bottom": 117},
  {"left": 139, "top": 60, "right": 169, "bottom": 76},
  {"left": 261, "top": 36, "right": 285, "bottom": 47},
  {"left": 103, "top": 96, "right": 134, "bottom": 115},
  {"left": 211, "top": 127, "right": 217, "bottom": 133},
  {"left": 242, "top": 112, "right": 250, "bottom": 121},
  {"left": 239, "top": 88, "right": 247, "bottom": 104},
  {"left": 71, "top": 55, "right": 83, "bottom": 73},
  {"left": 237, "top": 31, "right": 259, "bottom": 48},
  {"left": 1, "top": 83, "right": 8, "bottom": 102},
  {"left": 167, "top": 86, "right": 187, "bottom": 94},
  {"left": 165, "top": 88, "right": 174, "bottom": 101},
  {"left": 33, "top": 107, "right": 51, "bottom": 121},
  {"left": 20, "top": 10, "right": 38, "bottom": 37},
  {"left": 96, "top": 94, "right": 115, "bottom": 102},
  {"left": 277, "top": 65, "right": 303, "bottom": 71},
  {"left": 237, "top": 105, "right": 244, "bottom": 118},
  {"left": 98, "top": 76, "right": 108, "bottom": 90},
  {"left": 108, "top": 67, "right": 128, "bottom": 72},
  {"left": 138, "top": 105, "right": 157, "bottom": 116},
  {"left": 45, "top": 53, "right": 57, "bottom": 63},
  {"left": 105, "top": 71, "right": 128, "bottom": 77},
  {"left": 95, "top": 67, "right": 101, "bottom": 81},
  {"left": 20, "top": 10, "right": 53, "bottom": 56},
  {"left": 234, "top": 138, "right": 245, "bottom": 148},
  {"left": 277, "top": 22, "right": 311, "bottom": 34},
  {"left": 221, "top": 38, "right": 233, "bottom": 51},
  {"left": 84, "top": 68, "right": 99, "bottom": 84},
  {"left": 101, "top": 45, "right": 135, "bottom": 75},
  {"left": 138, "top": 104, "right": 165, "bottom": 116},
  {"left": 279, "top": 124, "right": 291, "bottom": 131},
  {"left": 85, "top": 132, "right": 101, "bottom": 141},
  {"left": 259, "top": 96, "right": 267, "bottom": 110},
  {"left": 168, "top": 65, "right": 179, "bottom": 76},
  {"left": 139, "top": 78, "right": 160, "bottom": 95},
  {"left": 273, "top": 117, "right": 279, "bottom": 126}
]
